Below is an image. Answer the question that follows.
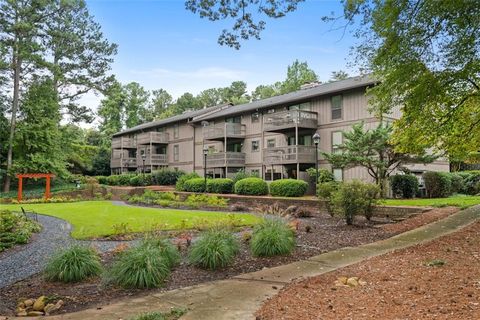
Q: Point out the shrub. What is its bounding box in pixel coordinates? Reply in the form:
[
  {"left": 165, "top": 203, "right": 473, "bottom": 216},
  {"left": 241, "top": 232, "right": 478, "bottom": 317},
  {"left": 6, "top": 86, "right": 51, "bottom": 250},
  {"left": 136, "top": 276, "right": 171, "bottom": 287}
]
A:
[
  {"left": 317, "top": 182, "right": 340, "bottom": 216},
  {"left": 251, "top": 218, "right": 295, "bottom": 257},
  {"left": 141, "top": 237, "right": 180, "bottom": 268},
  {"left": 183, "top": 178, "right": 207, "bottom": 193},
  {"left": 185, "top": 194, "right": 228, "bottom": 208},
  {"left": 234, "top": 178, "right": 268, "bottom": 195},
  {"left": 459, "top": 170, "right": 480, "bottom": 195},
  {"left": 152, "top": 168, "right": 185, "bottom": 186},
  {"left": 331, "top": 181, "right": 380, "bottom": 225},
  {"left": 44, "top": 245, "right": 102, "bottom": 283},
  {"left": 175, "top": 172, "right": 200, "bottom": 191},
  {"left": 107, "top": 245, "right": 171, "bottom": 288},
  {"left": 0, "top": 210, "right": 41, "bottom": 252},
  {"left": 188, "top": 228, "right": 239, "bottom": 270},
  {"left": 206, "top": 178, "right": 234, "bottom": 194},
  {"left": 97, "top": 176, "right": 108, "bottom": 185},
  {"left": 231, "top": 168, "right": 259, "bottom": 183},
  {"left": 306, "top": 168, "right": 335, "bottom": 183},
  {"left": 269, "top": 179, "right": 308, "bottom": 197},
  {"left": 423, "top": 171, "right": 452, "bottom": 198},
  {"left": 390, "top": 174, "right": 419, "bottom": 198},
  {"left": 129, "top": 174, "right": 152, "bottom": 186},
  {"left": 450, "top": 173, "right": 464, "bottom": 194}
]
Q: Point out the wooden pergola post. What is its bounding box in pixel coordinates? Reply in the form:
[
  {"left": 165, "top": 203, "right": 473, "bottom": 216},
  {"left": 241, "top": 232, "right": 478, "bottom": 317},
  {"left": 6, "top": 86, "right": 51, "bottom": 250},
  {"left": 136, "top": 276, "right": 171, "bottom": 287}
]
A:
[{"left": 16, "top": 173, "right": 55, "bottom": 202}]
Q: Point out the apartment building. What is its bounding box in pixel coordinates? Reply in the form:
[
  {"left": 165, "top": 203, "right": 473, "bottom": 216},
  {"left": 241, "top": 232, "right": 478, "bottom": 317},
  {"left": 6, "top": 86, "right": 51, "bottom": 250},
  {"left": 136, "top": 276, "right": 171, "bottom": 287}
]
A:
[{"left": 110, "top": 76, "right": 449, "bottom": 182}]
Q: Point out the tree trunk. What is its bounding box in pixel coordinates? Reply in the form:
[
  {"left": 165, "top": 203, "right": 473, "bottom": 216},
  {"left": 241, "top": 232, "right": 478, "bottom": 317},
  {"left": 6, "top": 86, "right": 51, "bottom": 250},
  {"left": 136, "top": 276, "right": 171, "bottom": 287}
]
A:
[{"left": 3, "top": 37, "right": 21, "bottom": 193}]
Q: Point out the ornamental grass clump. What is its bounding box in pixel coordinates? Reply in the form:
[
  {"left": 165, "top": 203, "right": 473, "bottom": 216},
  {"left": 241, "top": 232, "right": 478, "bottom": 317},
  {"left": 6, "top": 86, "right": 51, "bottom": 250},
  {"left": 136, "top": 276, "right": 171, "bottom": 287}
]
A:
[
  {"left": 251, "top": 218, "right": 295, "bottom": 257},
  {"left": 107, "top": 245, "right": 171, "bottom": 289},
  {"left": 44, "top": 245, "right": 102, "bottom": 283},
  {"left": 188, "top": 228, "right": 239, "bottom": 270},
  {"left": 141, "top": 237, "right": 180, "bottom": 268}
]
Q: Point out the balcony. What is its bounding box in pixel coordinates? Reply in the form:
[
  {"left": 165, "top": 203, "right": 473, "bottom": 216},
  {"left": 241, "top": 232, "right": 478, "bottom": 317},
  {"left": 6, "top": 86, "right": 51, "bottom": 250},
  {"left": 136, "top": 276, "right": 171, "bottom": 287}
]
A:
[
  {"left": 206, "top": 152, "right": 246, "bottom": 168},
  {"left": 110, "top": 157, "right": 137, "bottom": 168},
  {"left": 137, "top": 153, "right": 168, "bottom": 166},
  {"left": 112, "top": 137, "right": 136, "bottom": 149},
  {"left": 203, "top": 123, "right": 246, "bottom": 141},
  {"left": 263, "top": 110, "right": 318, "bottom": 133},
  {"left": 136, "top": 131, "right": 169, "bottom": 145},
  {"left": 263, "top": 146, "right": 316, "bottom": 165}
]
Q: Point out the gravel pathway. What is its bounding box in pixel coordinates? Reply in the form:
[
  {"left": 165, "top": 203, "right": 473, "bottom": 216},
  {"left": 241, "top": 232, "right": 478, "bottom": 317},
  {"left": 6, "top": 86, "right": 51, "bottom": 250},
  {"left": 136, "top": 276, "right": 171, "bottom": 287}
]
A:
[{"left": 0, "top": 213, "right": 138, "bottom": 289}]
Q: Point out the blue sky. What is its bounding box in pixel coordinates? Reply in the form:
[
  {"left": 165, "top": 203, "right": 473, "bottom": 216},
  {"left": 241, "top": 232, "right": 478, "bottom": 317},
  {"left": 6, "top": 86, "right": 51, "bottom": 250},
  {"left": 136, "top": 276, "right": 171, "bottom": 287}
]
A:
[{"left": 83, "top": 0, "right": 357, "bottom": 112}]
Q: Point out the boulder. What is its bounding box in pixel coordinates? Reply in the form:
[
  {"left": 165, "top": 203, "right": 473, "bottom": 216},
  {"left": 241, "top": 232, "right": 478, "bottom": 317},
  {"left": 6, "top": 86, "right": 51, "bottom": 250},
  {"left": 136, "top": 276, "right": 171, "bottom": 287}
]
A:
[{"left": 32, "top": 296, "right": 46, "bottom": 311}]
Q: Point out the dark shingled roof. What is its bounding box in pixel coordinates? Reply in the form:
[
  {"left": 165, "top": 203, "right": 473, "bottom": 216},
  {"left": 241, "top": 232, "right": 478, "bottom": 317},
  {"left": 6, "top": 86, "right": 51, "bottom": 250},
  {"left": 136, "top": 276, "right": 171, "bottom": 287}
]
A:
[
  {"left": 192, "top": 75, "right": 376, "bottom": 122},
  {"left": 112, "top": 103, "right": 232, "bottom": 137},
  {"left": 112, "top": 75, "right": 376, "bottom": 137}
]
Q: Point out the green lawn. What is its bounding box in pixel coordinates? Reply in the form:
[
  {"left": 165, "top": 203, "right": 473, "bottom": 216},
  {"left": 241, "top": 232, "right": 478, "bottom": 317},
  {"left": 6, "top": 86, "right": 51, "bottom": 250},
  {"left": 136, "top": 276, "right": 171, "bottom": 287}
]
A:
[
  {"left": 382, "top": 195, "right": 480, "bottom": 209},
  {"left": 0, "top": 201, "right": 261, "bottom": 239}
]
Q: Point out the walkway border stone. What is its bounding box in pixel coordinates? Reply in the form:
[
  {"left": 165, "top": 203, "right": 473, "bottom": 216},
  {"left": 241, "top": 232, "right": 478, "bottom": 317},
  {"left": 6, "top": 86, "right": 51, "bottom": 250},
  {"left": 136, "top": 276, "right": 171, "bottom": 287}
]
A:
[{"left": 3, "top": 205, "right": 479, "bottom": 320}]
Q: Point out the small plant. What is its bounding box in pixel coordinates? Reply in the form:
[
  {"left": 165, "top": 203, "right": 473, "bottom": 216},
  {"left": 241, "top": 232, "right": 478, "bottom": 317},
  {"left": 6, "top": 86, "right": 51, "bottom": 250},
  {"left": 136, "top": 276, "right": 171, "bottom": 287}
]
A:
[
  {"left": 0, "top": 210, "right": 41, "bottom": 252},
  {"left": 241, "top": 231, "right": 252, "bottom": 243},
  {"left": 44, "top": 245, "right": 102, "bottom": 283},
  {"left": 269, "top": 179, "right": 308, "bottom": 197},
  {"left": 306, "top": 167, "right": 335, "bottom": 183},
  {"left": 234, "top": 177, "right": 268, "bottom": 195},
  {"left": 112, "top": 222, "right": 133, "bottom": 236},
  {"left": 104, "top": 192, "right": 113, "bottom": 200},
  {"left": 256, "top": 203, "right": 287, "bottom": 216},
  {"left": 251, "top": 218, "right": 295, "bottom": 257},
  {"left": 316, "top": 182, "right": 340, "bottom": 216},
  {"left": 107, "top": 245, "right": 171, "bottom": 288},
  {"left": 188, "top": 228, "right": 239, "bottom": 270},
  {"left": 424, "top": 259, "right": 446, "bottom": 267}
]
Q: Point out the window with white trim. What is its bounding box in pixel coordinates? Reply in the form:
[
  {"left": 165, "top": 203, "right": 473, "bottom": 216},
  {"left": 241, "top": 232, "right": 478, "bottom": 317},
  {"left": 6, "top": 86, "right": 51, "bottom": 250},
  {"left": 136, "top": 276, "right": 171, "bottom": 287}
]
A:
[
  {"left": 331, "top": 95, "right": 343, "bottom": 120},
  {"left": 332, "top": 131, "right": 343, "bottom": 153},
  {"left": 333, "top": 168, "right": 343, "bottom": 181}
]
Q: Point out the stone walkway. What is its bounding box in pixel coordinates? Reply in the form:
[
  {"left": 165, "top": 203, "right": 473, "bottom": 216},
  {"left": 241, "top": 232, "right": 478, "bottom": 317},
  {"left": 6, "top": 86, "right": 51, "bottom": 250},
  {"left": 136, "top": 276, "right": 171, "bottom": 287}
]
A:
[
  {"left": 0, "top": 214, "right": 138, "bottom": 289},
  {"left": 12, "top": 204, "right": 478, "bottom": 320}
]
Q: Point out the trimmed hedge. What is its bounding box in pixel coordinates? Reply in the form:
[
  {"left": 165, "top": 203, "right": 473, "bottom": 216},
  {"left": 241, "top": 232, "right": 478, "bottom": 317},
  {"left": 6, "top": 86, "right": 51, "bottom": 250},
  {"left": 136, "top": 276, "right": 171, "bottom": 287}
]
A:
[
  {"left": 206, "top": 178, "right": 234, "bottom": 194},
  {"left": 423, "top": 171, "right": 452, "bottom": 198},
  {"left": 269, "top": 179, "right": 308, "bottom": 197},
  {"left": 175, "top": 172, "right": 200, "bottom": 191},
  {"left": 390, "top": 174, "right": 419, "bottom": 198},
  {"left": 183, "top": 178, "right": 207, "bottom": 193},
  {"left": 234, "top": 178, "right": 268, "bottom": 196},
  {"left": 152, "top": 169, "right": 184, "bottom": 186}
]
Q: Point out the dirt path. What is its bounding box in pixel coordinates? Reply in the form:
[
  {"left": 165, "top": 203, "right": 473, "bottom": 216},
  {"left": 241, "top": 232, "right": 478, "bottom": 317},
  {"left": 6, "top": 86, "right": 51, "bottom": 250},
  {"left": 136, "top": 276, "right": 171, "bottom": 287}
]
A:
[{"left": 256, "top": 209, "right": 480, "bottom": 320}]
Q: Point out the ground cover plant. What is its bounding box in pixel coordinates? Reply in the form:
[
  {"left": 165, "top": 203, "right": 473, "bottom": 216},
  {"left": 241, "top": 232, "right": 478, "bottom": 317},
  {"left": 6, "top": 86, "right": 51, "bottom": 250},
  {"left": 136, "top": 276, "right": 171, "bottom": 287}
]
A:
[
  {"left": 382, "top": 195, "right": 480, "bottom": 209},
  {"left": 0, "top": 210, "right": 41, "bottom": 252},
  {"left": 251, "top": 218, "right": 295, "bottom": 257},
  {"left": 44, "top": 245, "right": 102, "bottom": 283},
  {"left": 1, "top": 201, "right": 260, "bottom": 239},
  {"left": 129, "top": 308, "right": 187, "bottom": 320},
  {"left": 128, "top": 190, "right": 228, "bottom": 209},
  {"left": 188, "top": 228, "right": 239, "bottom": 270}
]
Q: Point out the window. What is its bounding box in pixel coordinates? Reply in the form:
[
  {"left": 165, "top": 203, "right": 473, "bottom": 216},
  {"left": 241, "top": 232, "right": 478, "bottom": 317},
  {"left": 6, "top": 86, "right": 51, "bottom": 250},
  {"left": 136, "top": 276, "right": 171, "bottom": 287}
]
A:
[
  {"left": 173, "top": 145, "right": 179, "bottom": 161},
  {"left": 226, "top": 142, "right": 242, "bottom": 152},
  {"left": 332, "top": 131, "right": 343, "bottom": 153},
  {"left": 251, "top": 140, "right": 259, "bottom": 152},
  {"left": 267, "top": 139, "right": 276, "bottom": 148},
  {"left": 173, "top": 124, "right": 179, "bottom": 139},
  {"left": 251, "top": 112, "right": 260, "bottom": 122},
  {"left": 226, "top": 116, "right": 241, "bottom": 123},
  {"left": 288, "top": 102, "right": 311, "bottom": 111},
  {"left": 331, "top": 95, "right": 343, "bottom": 120},
  {"left": 251, "top": 169, "right": 260, "bottom": 177},
  {"left": 333, "top": 168, "right": 343, "bottom": 181},
  {"left": 156, "top": 127, "right": 165, "bottom": 133},
  {"left": 267, "top": 108, "right": 275, "bottom": 114}
]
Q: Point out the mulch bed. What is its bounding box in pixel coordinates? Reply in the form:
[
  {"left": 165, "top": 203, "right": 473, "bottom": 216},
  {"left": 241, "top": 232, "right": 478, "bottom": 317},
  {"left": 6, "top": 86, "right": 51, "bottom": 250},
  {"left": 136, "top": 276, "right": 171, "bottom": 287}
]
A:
[
  {"left": 0, "top": 207, "right": 459, "bottom": 316},
  {"left": 256, "top": 208, "right": 478, "bottom": 320}
]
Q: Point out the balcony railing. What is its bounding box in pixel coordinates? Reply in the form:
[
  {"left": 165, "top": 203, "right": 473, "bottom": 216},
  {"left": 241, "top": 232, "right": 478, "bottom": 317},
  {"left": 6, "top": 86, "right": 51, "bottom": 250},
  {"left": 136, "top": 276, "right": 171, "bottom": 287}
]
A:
[
  {"left": 263, "top": 146, "right": 316, "bottom": 165},
  {"left": 263, "top": 110, "right": 318, "bottom": 132},
  {"left": 110, "top": 157, "right": 137, "bottom": 168},
  {"left": 203, "top": 123, "right": 246, "bottom": 140},
  {"left": 137, "top": 153, "right": 168, "bottom": 166},
  {"left": 112, "top": 137, "right": 136, "bottom": 149},
  {"left": 206, "top": 152, "right": 246, "bottom": 168},
  {"left": 136, "top": 132, "right": 169, "bottom": 145}
]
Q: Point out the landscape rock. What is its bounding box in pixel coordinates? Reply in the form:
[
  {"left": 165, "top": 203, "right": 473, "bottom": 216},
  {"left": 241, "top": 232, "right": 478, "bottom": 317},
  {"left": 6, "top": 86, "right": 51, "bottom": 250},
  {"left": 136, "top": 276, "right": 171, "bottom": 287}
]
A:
[
  {"left": 16, "top": 310, "right": 28, "bottom": 317},
  {"left": 24, "top": 299, "right": 34, "bottom": 307},
  {"left": 346, "top": 277, "right": 359, "bottom": 287},
  {"left": 44, "top": 300, "right": 64, "bottom": 315},
  {"left": 32, "top": 295, "right": 46, "bottom": 311},
  {"left": 27, "top": 311, "right": 44, "bottom": 316}
]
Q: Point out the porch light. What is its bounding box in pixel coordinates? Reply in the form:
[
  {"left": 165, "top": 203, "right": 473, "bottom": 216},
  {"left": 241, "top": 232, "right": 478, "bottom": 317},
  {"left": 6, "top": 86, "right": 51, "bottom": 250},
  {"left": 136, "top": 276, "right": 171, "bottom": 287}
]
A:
[{"left": 313, "top": 132, "right": 321, "bottom": 190}]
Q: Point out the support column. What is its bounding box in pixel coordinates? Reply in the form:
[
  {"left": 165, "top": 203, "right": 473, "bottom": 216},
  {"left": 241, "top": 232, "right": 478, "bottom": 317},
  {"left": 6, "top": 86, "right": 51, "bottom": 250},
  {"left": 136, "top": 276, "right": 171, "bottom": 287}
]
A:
[
  {"left": 295, "top": 124, "right": 300, "bottom": 180},
  {"left": 17, "top": 177, "right": 23, "bottom": 202},
  {"left": 45, "top": 176, "right": 51, "bottom": 199}
]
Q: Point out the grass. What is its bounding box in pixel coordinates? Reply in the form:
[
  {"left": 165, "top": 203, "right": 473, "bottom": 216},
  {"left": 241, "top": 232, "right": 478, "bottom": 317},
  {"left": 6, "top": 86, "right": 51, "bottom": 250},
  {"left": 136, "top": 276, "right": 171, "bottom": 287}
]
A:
[
  {"left": 251, "top": 218, "right": 295, "bottom": 257},
  {"left": 0, "top": 182, "right": 82, "bottom": 199},
  {"left": 1, "top": 201, "right": 261, "bottom": 239},
  {"left": 382, "top": 195, "right": 480, "bottom": 209}
]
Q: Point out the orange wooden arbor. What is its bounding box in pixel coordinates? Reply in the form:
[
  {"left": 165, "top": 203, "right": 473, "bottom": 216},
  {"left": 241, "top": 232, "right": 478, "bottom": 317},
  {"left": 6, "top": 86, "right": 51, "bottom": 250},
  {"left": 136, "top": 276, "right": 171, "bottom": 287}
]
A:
[{"left": 16, "top": 173, "right": 55, "bottom": 201}]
